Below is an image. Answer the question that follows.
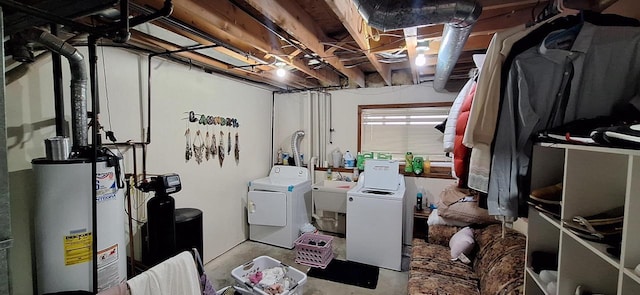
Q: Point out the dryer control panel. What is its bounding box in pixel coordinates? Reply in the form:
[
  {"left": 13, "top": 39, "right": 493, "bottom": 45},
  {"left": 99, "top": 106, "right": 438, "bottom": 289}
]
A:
[{"left": 269, "top": 166, "right": 309, "bottom": 180}]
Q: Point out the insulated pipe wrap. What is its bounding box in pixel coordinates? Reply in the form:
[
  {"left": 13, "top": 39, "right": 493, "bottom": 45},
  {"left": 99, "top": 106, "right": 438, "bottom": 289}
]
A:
[
  {"left": 350, "top": 0, "right": 481, "bottom": 91},
  {"left": 25, "top": 29, "right": 88, "bottom": 147},
  {"left": 351, "top": 0, "right": 481, "bottom": 31}
]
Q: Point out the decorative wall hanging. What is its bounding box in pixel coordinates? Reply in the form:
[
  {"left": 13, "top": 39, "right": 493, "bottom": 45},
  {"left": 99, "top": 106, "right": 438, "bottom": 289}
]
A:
[
  {"left": 235, "top": 132, "right": 240, "bottom": 164},
  {"left": 227, "top": 131, "right": 231, "bottom": 155},
  {"left": 204, "top": 131, "right": 212, "bottom": 161},
  {"left": 185, "top": 128, "right": 192, "bottom": 163},
  {"left": 218, "top": 131, "right": 225, "bottom": 167},
  {"left": 193, "top": 130, "right": 205, "bottom": 164},
  {"left": 183, "top": 110, "right": 239, "bottom": 167},
  {"left": 210, "top": 132, "right": 217, "bottom": 158},
  {"left": 186, "top": 110, "right": 240, "bottom": 128}
]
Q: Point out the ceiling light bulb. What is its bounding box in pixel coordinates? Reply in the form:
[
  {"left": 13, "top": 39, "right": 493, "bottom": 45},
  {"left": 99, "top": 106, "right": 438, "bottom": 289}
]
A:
[
  {"left": 415, "top": 53, "right": 426, "bottom": 67},
  {"left": 276, "top": 67, "right": 286, "bottom": 77}
]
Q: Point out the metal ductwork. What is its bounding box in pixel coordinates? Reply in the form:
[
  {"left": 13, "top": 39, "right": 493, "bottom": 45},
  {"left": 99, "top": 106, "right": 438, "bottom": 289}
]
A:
[
  {"left": 23, "top": 28, "right": 88, "bottom": 148},
  {"left": 351, "top": 0, "right": 482, "bottom": 91}
]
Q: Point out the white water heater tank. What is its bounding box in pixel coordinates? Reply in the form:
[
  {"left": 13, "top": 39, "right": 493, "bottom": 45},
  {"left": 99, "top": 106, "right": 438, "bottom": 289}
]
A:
[{"left": 33, "top": 156, "right": 127, "bottom": 294}]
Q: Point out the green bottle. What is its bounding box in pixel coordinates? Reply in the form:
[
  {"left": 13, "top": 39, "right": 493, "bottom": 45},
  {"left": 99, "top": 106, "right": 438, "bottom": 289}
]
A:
[
  {"left": 405, "top": 152, "right": 414, "bottom": 173},
  {"left": 356, "top": 153, "right": 365, "bottom": 171}
]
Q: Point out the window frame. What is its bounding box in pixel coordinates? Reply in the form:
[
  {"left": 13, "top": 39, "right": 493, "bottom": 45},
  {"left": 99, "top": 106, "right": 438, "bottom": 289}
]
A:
[{"left": 357, "top": 102, "right": 454, "bottom": 178}]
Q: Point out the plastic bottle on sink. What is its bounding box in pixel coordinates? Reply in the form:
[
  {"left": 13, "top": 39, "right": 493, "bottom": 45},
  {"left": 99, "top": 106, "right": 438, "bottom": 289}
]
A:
[{"left": 344, "top": 151, "right": 355, "bottom": 168}]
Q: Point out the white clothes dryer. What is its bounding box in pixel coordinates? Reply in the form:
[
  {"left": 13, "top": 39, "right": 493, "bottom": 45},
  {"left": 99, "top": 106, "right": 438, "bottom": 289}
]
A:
[{"left": 248, "top": 166, "right": 311, "bottom": 249}]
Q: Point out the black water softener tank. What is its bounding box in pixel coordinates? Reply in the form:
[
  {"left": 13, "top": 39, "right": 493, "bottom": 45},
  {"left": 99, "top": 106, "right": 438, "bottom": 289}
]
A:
[
  {"left": 144, "top": 174, "right": 181, "bottom": 266},
  {"left": 146, "top": 194, "right": 176, "bottom": 266}
]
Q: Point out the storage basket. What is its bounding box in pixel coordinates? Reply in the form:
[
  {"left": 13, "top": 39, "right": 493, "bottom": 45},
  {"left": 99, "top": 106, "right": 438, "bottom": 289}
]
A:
[
  {"left": 294, "top": 233, "right": 334, "bottom": 269},
  {"left": 231, "top": 256, "right": 307, "bottom": 295}
]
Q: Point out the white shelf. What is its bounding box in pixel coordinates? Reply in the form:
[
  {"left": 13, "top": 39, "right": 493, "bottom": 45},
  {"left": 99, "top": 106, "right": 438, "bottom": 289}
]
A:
[
  {"left": 538, "top": 211, "right": 561, "bottom": 230},
  {"left": 526, "top": 267, "right": 551, "bottom": 295},
  {"left": 527, "top": 144, "right": 640, "bottom": 295},
  {"left": 623, "top": 268, "right": 640, "bottom": 285},
  {"left": 538, "top": 142, "right": 640, "bottom": 156},
  {"left": 562, "top": 228, "right": 620, "bottom": 268}
]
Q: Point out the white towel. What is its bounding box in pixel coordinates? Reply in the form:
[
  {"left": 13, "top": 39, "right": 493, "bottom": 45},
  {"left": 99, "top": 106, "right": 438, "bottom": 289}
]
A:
[{"left": 127, "top": 251, "right": 201, "bottom": 295}]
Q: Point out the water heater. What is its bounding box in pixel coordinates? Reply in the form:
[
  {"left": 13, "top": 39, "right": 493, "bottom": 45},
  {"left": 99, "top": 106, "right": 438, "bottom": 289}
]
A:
[{"left": 32, "top": 152, "right": 127, "bottom": 294}]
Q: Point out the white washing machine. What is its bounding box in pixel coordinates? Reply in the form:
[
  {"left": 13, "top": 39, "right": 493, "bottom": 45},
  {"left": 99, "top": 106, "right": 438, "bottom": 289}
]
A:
[
  {"left": 347, "top": 160, "right": 406, "bottom": 271},
  {"left": 248, "top": 166, "right": 311, "bottom": 249}
]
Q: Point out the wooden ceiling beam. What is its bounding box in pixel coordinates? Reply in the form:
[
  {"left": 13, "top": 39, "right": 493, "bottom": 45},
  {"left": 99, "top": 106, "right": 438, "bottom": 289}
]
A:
[
  {"left": 324, "top": 0, "right": 392, "bottom": 86},
  {"left": 147, "top": 21, "right": 274, "bottom": 72},
  {"left": 479, "top": 0, "right": 540, "bottom": 10},
  {"left": 242, "top": 0, "right": 365, "bottom": 87},
  {"left": 132, "top": 0, "right": 341, "bottom": 86},
  {"left": 415, "top": 34, "right": 492, "bottom": 56},
  {"left": 403, "top": 27, "right": 419, "bottom": 84},
  {"left": 130, "top": 30, "right": 317, "bottom": 89},
  {"left": 416, "top": 1, "right": 546, "bottom": 41}
]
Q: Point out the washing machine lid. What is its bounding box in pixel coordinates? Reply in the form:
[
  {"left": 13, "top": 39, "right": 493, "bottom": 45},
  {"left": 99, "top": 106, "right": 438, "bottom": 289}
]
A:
[{"left": 348, "top": 174, "right": 405, "bottom": 201}]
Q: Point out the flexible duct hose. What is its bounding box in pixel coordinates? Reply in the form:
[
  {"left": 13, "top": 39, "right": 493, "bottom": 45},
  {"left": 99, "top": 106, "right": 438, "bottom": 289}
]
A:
[
  {"left": 291, "top": 130, "right": 305, "bottom": 167},
  {"left": 23, "top": 28, "right": 88, "bottom": 148}
]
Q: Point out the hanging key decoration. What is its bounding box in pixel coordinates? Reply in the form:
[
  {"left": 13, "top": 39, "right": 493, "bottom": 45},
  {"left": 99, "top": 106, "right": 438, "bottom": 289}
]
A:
[
  {"left": 193, "top": 130, "right": 205, "bottom": 164},
  {"left": 204, "top": 131, "right": 212, "bottom": 161},
  {"left": 185, "top": 128, "right": 192, "bottom": 162},
  {"left": 218, "top": 131, "right": 225, "bottom": 167},
  {"left": 234, "top": 132, "right": 240, "bottom": 164}
]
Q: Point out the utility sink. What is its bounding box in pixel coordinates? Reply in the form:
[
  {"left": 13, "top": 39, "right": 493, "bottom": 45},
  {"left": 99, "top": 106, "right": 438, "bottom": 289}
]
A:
[{"left": 312, "top": 180, "right": 357, "bottom": 213}]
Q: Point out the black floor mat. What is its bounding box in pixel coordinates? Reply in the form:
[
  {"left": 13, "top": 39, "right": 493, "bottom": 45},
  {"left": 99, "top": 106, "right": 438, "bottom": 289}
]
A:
[{"left": 307, "top": 259, "right": 379, "bottom": 289}]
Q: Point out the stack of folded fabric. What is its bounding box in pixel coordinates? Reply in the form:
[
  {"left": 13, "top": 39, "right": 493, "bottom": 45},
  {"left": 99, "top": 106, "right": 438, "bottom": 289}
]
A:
[
  {"left": 528, "top": 183, "right": 563, "bottom": 219},
  {"left": 562, "top": 206, "right": 624, "bottom": 245}
]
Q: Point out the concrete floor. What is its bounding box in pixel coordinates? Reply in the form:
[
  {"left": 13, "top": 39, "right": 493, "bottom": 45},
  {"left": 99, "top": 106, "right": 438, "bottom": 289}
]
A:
[{"left": 204, "top": 235, "right": 409, "bottom": 295}]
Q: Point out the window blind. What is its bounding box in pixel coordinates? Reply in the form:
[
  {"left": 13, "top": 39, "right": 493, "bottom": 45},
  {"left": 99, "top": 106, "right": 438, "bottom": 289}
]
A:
[{"left": 361, "top": 106, "right": 450, "bottom": 162}]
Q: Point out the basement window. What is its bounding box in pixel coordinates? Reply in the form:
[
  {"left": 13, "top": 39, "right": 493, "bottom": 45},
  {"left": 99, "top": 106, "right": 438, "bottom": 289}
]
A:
[{"left": 358, "top": 103, "right": 452, "bottom": 169}]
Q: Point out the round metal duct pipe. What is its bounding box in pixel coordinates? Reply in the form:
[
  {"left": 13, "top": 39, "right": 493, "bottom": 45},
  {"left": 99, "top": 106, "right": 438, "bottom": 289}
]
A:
[{"left": 351, "top": 0, "right": 482, "bottom": 92}]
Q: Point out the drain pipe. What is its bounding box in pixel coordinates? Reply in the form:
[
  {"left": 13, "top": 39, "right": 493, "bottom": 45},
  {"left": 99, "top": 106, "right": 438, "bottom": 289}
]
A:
[
  {"left": 23, "top": 28, "right": 88, "bottom": 149},
  {"left": 351, "top": 0, "right": 482, "bottom": 91}
]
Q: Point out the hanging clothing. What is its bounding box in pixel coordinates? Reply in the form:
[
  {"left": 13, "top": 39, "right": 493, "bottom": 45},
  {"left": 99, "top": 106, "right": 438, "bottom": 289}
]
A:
[
  {"left": 453, "top": 83, "right": 477, "bottom": 188},
  {"left": 488, "top": 22, "right": 640, "bottom": 218},
  {"left": 443, "top": 79, "right": 474, "bottom": 153},
  {"left": 463, "top": 24, "right": 531, "bottom": 192}
]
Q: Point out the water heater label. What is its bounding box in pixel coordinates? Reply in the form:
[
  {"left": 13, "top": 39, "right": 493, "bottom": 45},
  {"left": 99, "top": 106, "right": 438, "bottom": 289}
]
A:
[
  {"left": 96, "top": 172, "right": 117, "bottom": 203},
  {"left": 97, "top": 244, "right": 120, "bottom": 291},
  {"left": 64, "top": 232, "right": 92, "bottom": 266}
]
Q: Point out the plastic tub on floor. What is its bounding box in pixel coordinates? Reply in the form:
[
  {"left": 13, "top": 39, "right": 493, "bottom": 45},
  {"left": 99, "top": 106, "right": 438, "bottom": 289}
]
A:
[{"left": 231, "top": 256, "right": 307, "bottom": 295}]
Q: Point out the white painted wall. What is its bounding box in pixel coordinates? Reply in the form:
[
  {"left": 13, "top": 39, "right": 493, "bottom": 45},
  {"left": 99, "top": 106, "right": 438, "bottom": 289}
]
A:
[
  {"left": 275, "top": 84, "right": 459, "bottom": 245},
  {"left": 6, "top": 47, "right": 273, "bottom": 294}
]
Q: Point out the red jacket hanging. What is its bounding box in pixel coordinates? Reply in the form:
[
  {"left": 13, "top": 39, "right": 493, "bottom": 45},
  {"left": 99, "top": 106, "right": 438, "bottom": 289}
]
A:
[{"left": 454, "top": 82, "right": 477, "bottom": 188}]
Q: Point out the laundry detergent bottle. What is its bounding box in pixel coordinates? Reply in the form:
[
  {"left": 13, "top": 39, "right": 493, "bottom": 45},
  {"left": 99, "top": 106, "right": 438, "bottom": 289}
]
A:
[{"left": 344, "top": 151, "right": 355, "bottom": 168}]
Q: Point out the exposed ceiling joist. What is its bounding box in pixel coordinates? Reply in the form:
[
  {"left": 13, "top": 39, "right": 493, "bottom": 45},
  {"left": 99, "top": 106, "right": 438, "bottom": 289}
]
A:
[
  {"left": 324, "top": 0, "right": 392, "bottom": 86},
  {"left": 130, "top": 30, "right": 317, "bottom": 89},
  {"left": 403, "top": 27, "right": 419, "bottom": 84},
  {"left": 241, "top": 0, "right": 366, "bottom": 87},
  {"left": 134, "top": 0, "right": 342, "bottom": 86},
  {"left": 422, "top": 34, "right": 493, "bottom": 55}
]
